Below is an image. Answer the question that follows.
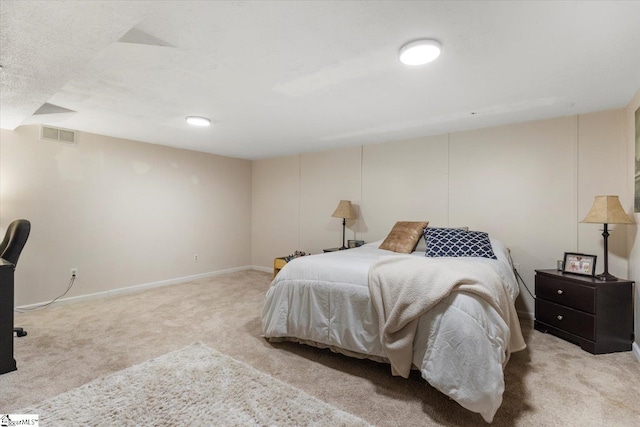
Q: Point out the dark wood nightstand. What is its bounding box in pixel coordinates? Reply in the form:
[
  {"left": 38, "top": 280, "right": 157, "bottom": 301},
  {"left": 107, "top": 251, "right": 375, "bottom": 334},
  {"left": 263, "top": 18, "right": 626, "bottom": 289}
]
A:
[{"left": 534, "top": 269, "right": 634, "bottom": 354}]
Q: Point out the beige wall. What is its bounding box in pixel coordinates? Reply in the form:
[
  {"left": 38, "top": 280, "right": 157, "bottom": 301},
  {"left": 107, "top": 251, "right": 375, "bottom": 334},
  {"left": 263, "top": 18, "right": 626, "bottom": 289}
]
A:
[
  {"left": 625, "top": 88, "right": 640, "bottom": 359},
  {"left": 251, "top": 155, "right": 300, "bottom": 264},
  {"left": 1, "top": 125, "right": 252, "bottom": 306},
  {"left": 252, "top": 109, "right": 632, "bottom": 319},
  {"left": 251, "top": 148, "right": 363, "bottom": 265},
  {"left": 362, "top": 135, "right": 449, "bottom": 241},
  {"left": 300, "top": 147, "right": 362, "bottom": 252}
]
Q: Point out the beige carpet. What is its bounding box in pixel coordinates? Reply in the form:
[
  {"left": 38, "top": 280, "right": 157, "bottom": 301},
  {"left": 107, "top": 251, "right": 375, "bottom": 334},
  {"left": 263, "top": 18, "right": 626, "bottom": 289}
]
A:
[
  {"left": 2, "top": 270, "right": 640, "bottom": 426},
  {"left": 18, "top": 342, "right": 370, "bottom": 426}
]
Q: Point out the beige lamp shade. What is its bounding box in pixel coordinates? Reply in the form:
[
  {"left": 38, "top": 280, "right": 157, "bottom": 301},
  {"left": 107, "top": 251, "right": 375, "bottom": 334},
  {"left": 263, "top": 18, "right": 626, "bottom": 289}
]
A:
[
  {"left": 331, "top": 200, "right": 356, "bottom": 219},
  {"left": 581, "top": 195, "right": 634, "bottom": 224}
]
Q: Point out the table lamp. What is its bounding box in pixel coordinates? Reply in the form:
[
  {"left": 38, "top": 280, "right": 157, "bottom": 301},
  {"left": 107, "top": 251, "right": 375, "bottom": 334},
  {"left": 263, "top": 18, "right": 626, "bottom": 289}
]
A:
[
  {"left": 331, "top": 200, "right": 355, "bottom": 250},
  {"left": 580, "top": 195, "right": 634, "bottom": 281}
]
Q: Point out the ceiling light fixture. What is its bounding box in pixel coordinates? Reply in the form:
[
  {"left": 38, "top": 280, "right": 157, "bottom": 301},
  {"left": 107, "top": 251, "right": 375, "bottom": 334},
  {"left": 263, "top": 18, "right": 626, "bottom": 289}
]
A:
[
  {"left": 186, "top": 116, "right": 211, "bottom": 127},
  {"left": 399, "top": 39, "right": 441, "bottom": 66}
]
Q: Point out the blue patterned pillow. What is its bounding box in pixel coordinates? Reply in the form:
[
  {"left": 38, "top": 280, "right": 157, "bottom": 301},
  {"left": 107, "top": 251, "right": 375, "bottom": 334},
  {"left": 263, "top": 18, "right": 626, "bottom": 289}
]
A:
[{"left": 424, "top": 228, "right": 497, "bottom": 259}]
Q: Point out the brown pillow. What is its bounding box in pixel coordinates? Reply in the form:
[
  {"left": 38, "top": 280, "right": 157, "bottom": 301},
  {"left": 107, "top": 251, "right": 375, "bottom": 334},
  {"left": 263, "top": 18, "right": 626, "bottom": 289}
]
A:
[{"left": 379, "top": 221, "right": 429, "bottom": 253}]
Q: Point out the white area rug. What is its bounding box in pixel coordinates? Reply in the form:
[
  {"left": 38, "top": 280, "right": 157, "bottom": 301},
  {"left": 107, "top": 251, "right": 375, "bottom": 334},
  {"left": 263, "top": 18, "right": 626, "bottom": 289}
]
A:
[{"left": 20, "top": 343, "right": 371, "bottom": 426}]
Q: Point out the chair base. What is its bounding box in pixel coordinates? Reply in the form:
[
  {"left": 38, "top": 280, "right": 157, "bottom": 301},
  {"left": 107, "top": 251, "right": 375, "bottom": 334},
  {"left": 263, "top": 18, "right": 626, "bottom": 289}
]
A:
[{"left": 14, "top": 327, "right": 27, "bottom": 337}]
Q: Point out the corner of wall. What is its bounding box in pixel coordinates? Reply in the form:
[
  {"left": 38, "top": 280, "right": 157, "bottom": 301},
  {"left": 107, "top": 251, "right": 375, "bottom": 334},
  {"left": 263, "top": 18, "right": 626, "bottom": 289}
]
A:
[{"left": 626, "top": 86, "right": 640, "bottom": 362}]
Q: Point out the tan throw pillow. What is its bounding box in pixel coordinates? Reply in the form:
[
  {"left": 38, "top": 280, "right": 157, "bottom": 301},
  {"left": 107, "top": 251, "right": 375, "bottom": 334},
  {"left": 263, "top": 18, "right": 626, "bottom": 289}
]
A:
[{"left": 379, "top": 221, "right": 429, "bottom": 253}]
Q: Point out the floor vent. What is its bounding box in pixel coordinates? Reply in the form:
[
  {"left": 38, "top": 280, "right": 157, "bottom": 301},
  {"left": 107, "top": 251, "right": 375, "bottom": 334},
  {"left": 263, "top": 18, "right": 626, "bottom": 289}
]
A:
[{"left": 40, "top": 125, "right": 76, "bottom": 144}]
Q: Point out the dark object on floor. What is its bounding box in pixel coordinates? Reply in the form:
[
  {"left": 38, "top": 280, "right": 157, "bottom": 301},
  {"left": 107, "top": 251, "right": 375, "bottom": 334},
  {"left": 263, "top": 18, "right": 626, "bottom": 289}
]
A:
[{"left": 0, "top": 219, "right": 31, "bottom": 337}]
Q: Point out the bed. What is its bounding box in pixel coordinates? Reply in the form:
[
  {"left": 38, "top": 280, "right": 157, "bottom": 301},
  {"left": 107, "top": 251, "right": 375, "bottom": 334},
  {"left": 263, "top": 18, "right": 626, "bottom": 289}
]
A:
[{"left": 261, "top": 227, "right": 525, "bottom": 422}]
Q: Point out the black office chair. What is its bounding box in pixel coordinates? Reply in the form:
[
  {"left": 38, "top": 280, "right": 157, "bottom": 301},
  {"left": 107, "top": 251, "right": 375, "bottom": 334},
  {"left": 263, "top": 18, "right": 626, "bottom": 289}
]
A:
[{"left": 0, "top": 219, "right": 31, "bottom": 337}]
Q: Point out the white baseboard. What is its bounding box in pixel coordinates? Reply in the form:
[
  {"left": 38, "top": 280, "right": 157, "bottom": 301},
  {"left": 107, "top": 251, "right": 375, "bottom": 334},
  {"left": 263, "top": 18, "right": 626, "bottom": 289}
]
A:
[
  {"left": 251, "top": 265, "right": 272, "bottom": 274},
  {"left": 633, "top": 342, "right": 640, "bottom": 363},
  {"left": 17, "top": 266, "right": 253, "bottom": 309}
]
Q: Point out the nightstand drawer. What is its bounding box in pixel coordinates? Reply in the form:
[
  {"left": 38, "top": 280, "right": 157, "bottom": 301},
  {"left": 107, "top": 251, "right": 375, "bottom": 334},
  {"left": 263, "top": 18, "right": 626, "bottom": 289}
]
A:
[
  {"left": 536, "top": 299, "right": 595, "bottom": 340},
  {"left": 536, "top": 275, "right": 595, "bottom": 313}
]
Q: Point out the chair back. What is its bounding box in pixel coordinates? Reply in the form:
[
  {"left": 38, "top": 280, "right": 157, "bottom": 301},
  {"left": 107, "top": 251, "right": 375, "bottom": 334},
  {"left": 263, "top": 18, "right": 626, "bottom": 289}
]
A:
[{"left": 0, "top": 219, "right": 31, "bottom": 267}]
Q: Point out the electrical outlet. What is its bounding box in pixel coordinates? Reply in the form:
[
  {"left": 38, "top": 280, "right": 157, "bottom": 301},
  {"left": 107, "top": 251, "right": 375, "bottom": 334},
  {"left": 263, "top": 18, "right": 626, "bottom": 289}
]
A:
[
  {"left": 513, "top": 263, "right": 520, "bottom": 271},
  {"left": 71, "top": 268, "right": 78, "bottom": 277},
  {"left": 194, "top": 254, "right": 199, "bottom": 262}
]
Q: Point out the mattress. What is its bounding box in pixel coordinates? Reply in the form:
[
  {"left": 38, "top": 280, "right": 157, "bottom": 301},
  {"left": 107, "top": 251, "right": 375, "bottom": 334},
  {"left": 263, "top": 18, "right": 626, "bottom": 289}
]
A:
[{"left": 261, "top": 239, "right": 524, "bottom": 422}]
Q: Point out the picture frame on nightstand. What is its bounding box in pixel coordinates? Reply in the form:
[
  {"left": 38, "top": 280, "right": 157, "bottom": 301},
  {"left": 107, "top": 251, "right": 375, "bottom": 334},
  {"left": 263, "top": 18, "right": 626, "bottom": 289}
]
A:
[{"left": 562, "top": 252, "right": 596, "bottom": 276}]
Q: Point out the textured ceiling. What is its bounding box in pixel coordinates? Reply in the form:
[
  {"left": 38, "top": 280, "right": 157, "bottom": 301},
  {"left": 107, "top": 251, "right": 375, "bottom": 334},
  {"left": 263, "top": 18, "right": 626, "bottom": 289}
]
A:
[{"left": 2, "top": 1, "right": 640, "bottom": 160}]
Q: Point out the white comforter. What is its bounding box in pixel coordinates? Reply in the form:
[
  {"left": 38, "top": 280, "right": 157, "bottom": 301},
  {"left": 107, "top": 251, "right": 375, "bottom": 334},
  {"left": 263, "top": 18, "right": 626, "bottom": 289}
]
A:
[{"left": 261, "top": 239, "right": 524, "bottom": 422}]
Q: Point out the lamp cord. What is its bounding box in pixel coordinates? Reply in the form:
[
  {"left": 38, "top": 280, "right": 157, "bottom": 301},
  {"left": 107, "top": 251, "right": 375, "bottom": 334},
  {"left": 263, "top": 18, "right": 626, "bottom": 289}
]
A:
[
  {"left": 514, "top": 267, "right": 535, "bottom": 299},
  {"left": 507, "top": 249, "right": 535, "bottom": 299},
  {"left": 15, "top": 275, "right": 76, "bottom": 312}
]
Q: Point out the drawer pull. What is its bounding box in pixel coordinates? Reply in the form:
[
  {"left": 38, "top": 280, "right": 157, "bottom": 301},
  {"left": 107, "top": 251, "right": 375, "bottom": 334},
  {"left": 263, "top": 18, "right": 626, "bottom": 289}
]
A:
[
  {"left": 557, "top": 315, "right": 563, "bottom": 321},
  {"left": 557, "top": 289, "right": 563, "bottom": 295}
]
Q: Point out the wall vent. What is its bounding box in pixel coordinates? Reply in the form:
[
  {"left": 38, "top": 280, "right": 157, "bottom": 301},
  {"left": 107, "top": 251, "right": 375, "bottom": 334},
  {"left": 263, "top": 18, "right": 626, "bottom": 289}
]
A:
[{"left": 40, "top": 125, "right": 76, "bottom": 144}]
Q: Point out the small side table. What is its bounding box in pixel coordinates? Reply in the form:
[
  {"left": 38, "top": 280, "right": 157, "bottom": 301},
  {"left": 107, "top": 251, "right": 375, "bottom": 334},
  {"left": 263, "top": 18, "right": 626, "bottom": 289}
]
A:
[{"left": 273, "top": 257, "right": 287, "bottom": 278}]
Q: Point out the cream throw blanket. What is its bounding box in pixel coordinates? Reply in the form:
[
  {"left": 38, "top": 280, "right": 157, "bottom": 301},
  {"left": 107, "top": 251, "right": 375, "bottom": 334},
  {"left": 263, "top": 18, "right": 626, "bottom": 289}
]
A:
[{"left": 368, "top": 255, "right": 526, "bottom": 378}]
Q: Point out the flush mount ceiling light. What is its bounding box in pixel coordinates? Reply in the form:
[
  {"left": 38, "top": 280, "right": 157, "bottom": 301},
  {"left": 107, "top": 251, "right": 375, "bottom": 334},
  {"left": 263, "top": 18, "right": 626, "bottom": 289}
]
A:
[
  {"left": 186, "top": 116, "right": 211, "bottom": 127},
  {"left": 399, "top": 39, "right": 441, "bottom": 66}
]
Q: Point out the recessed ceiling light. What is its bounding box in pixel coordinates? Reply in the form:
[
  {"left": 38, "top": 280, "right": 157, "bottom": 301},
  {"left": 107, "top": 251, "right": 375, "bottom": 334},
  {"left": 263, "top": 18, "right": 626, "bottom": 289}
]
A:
[
  {"left": 399, "top": 39, "right": 441, "bottom": 66},
  {"left": 186, "top": 116, "right": 211, "bottom": 127}
]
